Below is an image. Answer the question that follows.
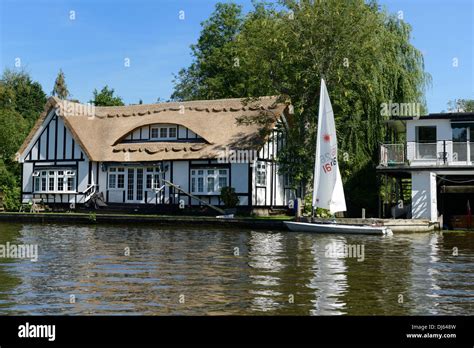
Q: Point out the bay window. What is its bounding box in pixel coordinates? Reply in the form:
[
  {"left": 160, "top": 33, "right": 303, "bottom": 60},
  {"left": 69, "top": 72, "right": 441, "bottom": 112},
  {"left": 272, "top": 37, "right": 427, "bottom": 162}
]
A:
[{"left": 33, "top": 169, "right": 76, "bottom": 193}]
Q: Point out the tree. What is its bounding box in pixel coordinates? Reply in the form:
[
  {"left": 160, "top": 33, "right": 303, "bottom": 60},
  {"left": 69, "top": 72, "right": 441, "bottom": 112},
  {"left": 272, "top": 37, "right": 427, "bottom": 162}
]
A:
[
  {"left": 52, "top": 69, "right": 70, "bottom": 99},
  {"left": 171, "top": 3, "right": 246, "bottom": 101},
  {"left": 0, "top": 69, "right": 47, "bottom": 126},
  {"left": 171, "top": 0, "right": 430, "bottom": 215},
  {"left": 90, "top": 86, "right": 124, "bottom": 106},
  {"left": 0, "top": 68, "right": 45, "bottom": 210},
  {"left": 447, "top": 99, "right": 474, "bottom": 112},
  {"left": 0, "top": 108, "right": 28, "bottom": 164}
]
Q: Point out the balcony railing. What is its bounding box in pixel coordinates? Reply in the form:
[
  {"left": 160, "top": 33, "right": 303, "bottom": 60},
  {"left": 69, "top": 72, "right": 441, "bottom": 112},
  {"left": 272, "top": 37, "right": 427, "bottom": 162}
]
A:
[{"left": 380, "top": 141, "right": 474, "bottom": 167}]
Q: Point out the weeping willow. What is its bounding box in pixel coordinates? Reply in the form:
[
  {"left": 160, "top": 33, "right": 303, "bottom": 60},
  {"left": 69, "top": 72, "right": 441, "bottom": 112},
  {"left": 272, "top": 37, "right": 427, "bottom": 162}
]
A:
[{"left": 171, "top": 0, "right": 431, "bottom": 214}]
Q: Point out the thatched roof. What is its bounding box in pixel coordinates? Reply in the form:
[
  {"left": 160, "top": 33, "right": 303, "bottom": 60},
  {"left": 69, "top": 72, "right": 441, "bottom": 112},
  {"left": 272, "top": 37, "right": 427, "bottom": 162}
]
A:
[{"left": 17, "top": 96, "right": 289, "bottom": 162}]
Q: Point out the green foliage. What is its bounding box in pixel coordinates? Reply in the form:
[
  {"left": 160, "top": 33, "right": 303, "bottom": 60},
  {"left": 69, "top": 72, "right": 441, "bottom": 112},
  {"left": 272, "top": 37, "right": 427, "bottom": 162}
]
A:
[
  {"left": 0, "top": 69, "right": 47, "bottom": 210},
  {"left": 172, "top": 0, "right": 430, "bottom": 216},
  {"left": 171, "top": 3, "right": 248, "bottom": 101},
  {"left": 447, "top": 99, "right": 474, "bottom": 112},
  {"left": 0, "top": 109, "right": 28, "bottom": 164},
  {"left": 0, "top": 69, "right": 47, "bottom": 126},
  {"left": 0, "top": 185, "right": 21, "bottom": 211},
  {"left": 90, "top": 86, "right": 124, "bottom": 106},
  {"left": 52, "top": 69, "right": 70, "bottom": 99},
  {"left": 220, "top": 186, "right": 240, "bottom": 208},
  {"left": 88, "top": 212, "right": 97, "bottom": 222},
  {"left": 0, "top": 161, "right": 17, "bottom": 188}
]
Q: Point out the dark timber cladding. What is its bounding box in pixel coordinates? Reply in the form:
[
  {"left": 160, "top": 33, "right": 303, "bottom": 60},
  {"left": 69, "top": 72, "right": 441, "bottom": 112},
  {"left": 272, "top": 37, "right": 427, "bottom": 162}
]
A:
[
  {"left": 252, "top": 129, "right": 284, "bottom": 207},
  {"left": 25, "top": 111, "right": 83, "bottom": 162}
]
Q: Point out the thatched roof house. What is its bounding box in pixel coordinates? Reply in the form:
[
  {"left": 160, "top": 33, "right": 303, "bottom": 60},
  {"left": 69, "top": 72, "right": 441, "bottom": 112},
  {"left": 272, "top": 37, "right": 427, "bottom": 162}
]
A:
[{"left": 16, "top": 96, "right": 295, "bottom": 211}]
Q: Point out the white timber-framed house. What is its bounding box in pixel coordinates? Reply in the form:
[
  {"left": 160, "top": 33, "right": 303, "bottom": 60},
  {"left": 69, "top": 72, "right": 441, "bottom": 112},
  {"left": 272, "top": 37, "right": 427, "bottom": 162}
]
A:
[{"left": 16, "top": 96, "right": 296, "bottom": 213}]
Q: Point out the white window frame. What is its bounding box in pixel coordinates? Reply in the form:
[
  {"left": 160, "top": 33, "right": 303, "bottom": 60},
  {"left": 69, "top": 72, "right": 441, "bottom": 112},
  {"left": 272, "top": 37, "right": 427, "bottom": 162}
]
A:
[
  {"left": 145, "top": 167, "right": 162, "bottom": 190},
  {"left": 190, "top": 168, "right": 229, "bottom": 195},
  {"left": 150, "top": 124, "right": 178, "bottom": 140},
  {"left": 108, "top": 167, "right": 125, "bottom": 190},
  {"left": 256, "top": 162, "right": 267, "bottom": 186},
  {"left": 33, "top": 169, "right": 76, "bottom": 193}
]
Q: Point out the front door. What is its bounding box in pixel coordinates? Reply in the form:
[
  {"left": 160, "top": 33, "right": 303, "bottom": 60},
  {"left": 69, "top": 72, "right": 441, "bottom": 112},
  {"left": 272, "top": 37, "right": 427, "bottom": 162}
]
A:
[{"left": 126, "top": 168, "right": 145, "bottom": 203}]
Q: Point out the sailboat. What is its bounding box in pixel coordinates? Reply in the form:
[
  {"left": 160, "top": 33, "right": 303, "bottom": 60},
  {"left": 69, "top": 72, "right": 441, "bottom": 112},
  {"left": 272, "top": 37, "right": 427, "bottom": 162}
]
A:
[{"left": 284, "top": 79, "right": 392, "bottom": 235}]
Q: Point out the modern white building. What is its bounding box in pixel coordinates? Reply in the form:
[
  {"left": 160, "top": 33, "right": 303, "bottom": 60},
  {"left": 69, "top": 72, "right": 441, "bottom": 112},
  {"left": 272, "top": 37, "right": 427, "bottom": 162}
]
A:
[
  {"left": 378, "top": 112, "right": 474, "bottom": 228},
  {"left": 15, "top": 97, "right": 296, "bottom": 213}
]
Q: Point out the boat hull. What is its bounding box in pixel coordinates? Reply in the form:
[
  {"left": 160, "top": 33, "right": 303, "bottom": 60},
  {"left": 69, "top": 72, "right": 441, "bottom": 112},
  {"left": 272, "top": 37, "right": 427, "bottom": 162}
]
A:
[{"left": 284, "top": 221, "right": 392, "bottom": 235}]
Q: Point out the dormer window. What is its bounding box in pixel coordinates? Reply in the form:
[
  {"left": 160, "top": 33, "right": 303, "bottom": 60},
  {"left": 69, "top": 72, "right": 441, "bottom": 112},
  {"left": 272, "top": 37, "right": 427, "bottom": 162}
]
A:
[{"left": 150, "top": 125, "right": 177, "bottom": 140}]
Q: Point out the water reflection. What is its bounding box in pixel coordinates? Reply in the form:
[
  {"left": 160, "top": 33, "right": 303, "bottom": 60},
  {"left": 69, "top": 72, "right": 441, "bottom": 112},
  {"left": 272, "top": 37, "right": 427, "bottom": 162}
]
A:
[
  {"left": 308, "top": 237, "right": 348, "bottom": 315},
  {"left": 0, "top": 222, "right": 472, "bottom": 315},
  {"left": 248, "top": 232, "right": 285, "bottom": 312}
]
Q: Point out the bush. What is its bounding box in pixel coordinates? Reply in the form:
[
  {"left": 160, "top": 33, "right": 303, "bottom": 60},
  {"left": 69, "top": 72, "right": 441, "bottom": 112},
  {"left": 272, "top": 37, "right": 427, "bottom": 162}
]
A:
[
  {"left": 220, "top": 186, "right": 239, "bottom": 208},
  {"left": 1, "top": 184, "right": 21, "bottom": 211}
]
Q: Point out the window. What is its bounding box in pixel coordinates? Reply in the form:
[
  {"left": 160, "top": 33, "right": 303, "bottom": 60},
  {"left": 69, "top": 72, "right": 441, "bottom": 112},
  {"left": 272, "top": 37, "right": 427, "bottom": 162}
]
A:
[
  {"left": 416, "top": 126, "right": 437, "bottom": 143},
  {"left": 452, "top": 124, "right": 474, "bottom": 162},
  {"left": 150, "top": 125, "right": 178, "bottom": 140},
  {"left": 160, "top": 128, "right": 168, "bottom": 138},
  {"left": 136, "top": 169, "right": 143, "bottom": 200},
  {"left": 415, "top": 126, "right": 437, "bottom": 160},
  {"left": 169, "top": 127, "right": 177, "bottom": 138},
  {"left": 57, "top": 171, "right": 64, "bottom": 191},
  {"left": 218, "top": 169, "right": 228, "bottom": 190},
  {"left": 207, "top": 177, "right": 215, "bottom": 193},
  {"left": 256, "top": 162, "right": 266, "bottom": 186},
  {"left": 127, "top": 168, "right": 134, "bottom": 200},
  {"left": 197, "top": 177, "right": 204, "bottom": 192},
  {"left": 109, "top": 167, "right": 125, "bottom": 189},
  {"left": 191, "top": 168, "right": 229, "bottom": 194},
  {"left": 117, "top": 173, "right": 125, "bottom": 188},
  {"left": 145, "top": 167, "right": 161, "bottom": 190},
  {"left": 109, "top": 174, "right": 117, "bottom": 189},
  {"left": 33, "top": 169, "right": 76, "bottom": 193},
  {"left": 67, "top": 177, "right": 74, "bottom": 191},
  {"left": 146, "top": 174, "right": 152, "bottom": 189}
]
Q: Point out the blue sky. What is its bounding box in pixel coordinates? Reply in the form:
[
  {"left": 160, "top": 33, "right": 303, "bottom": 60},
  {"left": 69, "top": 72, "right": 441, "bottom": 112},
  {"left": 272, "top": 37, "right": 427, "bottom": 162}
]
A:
[{"left": 0, "top": 0, "right": 472, "bottom": 112}]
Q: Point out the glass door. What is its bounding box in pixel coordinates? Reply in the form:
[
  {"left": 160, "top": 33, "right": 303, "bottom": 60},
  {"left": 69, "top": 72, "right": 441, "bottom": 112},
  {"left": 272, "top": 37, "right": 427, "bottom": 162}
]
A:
[
  {"left": 125, "top": 168, "right": 145, "bottom": 203},
  {"left": 452, "top": 126, "right": 468, "bottom": 162},
  {"left": 415, "top": 126, "right": 437, "bottom": 159}
]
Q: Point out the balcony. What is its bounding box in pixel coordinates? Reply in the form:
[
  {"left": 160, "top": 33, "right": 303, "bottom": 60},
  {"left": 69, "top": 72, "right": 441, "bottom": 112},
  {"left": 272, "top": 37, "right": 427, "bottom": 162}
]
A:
[{"left": 379, "top": 141, "right": 474, "bottom": 167}]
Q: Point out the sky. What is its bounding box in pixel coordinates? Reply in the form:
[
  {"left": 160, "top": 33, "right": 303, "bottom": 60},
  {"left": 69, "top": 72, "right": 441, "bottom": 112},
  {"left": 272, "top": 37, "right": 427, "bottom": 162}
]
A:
[{"left": 0, "top": 0, "right": 472, "bottom": 113}]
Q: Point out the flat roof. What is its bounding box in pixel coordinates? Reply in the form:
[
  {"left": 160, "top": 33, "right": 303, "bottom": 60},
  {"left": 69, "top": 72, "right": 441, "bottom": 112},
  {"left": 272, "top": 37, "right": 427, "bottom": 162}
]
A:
[{"left": 390, "top": 112, "right": 474, "bottom": 121}]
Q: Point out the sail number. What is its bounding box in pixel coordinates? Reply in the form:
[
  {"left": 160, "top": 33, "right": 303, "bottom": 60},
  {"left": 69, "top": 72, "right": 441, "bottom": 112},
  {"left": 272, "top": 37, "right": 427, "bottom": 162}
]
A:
[{"left": 322, "top": 158, "right": 337, "bottom": 174}]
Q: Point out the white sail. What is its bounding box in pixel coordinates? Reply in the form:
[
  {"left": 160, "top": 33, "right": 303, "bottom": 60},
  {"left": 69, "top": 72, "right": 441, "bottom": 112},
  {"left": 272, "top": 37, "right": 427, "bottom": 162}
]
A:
[{"left": 312, "top": 79, "right": 347, "bottom": 214}]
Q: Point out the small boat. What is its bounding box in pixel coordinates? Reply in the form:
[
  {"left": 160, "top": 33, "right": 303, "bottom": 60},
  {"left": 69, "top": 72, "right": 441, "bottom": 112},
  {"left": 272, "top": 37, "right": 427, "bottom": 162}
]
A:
[
  {"left": 284, "top": 221, "right": 392, "bottom": 235},
  {"left": 287, "top": 79, "right": 390, "bottom": 235}
]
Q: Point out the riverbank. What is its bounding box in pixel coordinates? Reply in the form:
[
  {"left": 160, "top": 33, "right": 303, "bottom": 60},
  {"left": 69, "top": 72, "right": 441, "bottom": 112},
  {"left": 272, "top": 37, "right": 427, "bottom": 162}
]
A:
[
  {"left": 0, "top": 212, "right": 440, "bottom": 232},
  {"left": 0, "top": 212, "right": 290, "bottom": 230}
]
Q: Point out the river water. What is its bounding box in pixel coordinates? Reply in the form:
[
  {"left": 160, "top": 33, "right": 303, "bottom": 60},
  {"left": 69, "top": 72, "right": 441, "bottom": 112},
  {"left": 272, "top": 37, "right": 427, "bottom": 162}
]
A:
[{"left": 0, "top": 222, "right": 472, "bottom": 315}]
